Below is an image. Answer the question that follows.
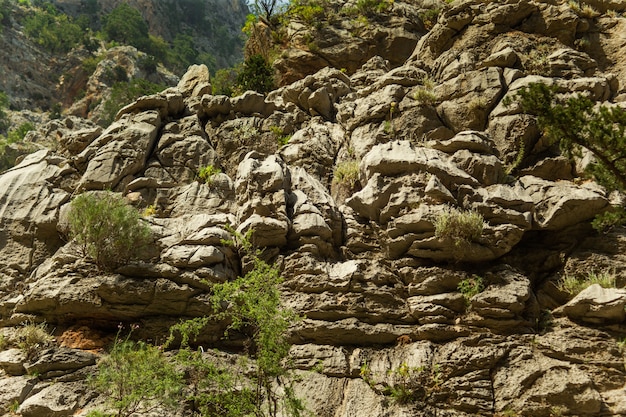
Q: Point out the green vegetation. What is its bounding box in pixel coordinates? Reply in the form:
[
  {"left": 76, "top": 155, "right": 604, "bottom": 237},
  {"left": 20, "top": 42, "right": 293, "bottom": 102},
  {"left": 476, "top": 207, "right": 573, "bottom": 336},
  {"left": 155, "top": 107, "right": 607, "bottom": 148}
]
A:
[
  {"left": 558, "top": 270, "right": 616, "bottom": 298},
  {"left": 457, "top": 275, "right": 485, "bottom": 304},
  {"left": 90, "top": 333, "right": 183, "bottom": 417},
  {"left": 210, "top": 229, "right": 304, "bottom": 416},
  {"left": 0, "top": 91, "right": 10, "bottom": 134},
  {"left": 333, "top": 159, "right": 360, "bottom": 189},
  {"left": 508, "top": 82, "right": 626, "bottom": 230},
  {"left": 159, "top": 229, "right": 305, "bottom": 417},
  {"left": 237, "top": 54, "right": 275, "bottom": 94},
  {"left": 419, "top": 7, "right": 440, "bottom": 29},
  {"left": 355, "top": 0, "right": 393, "bottom": 15},
  {"left": 16, "top": 322, "right": 53, "bottom": 358},
  {"left": 434, "top": 207, "right": 484, "bottom": 247},
  {"left": 270, "top": 126, "right": 291, "bottom": 146},
  {"left": 23, "top": 2, "right": 86, "bottom": 53},
  {"left": 102, "top": 3, "right": 150, "bottom": 51},
  {"left": 383, "top": 362, "right": 444, "bottom": 404},
  {"left": 100, "top": 78, "right": 166, "bottom": 126},
  {"left": 197, "top": 164, "right": 222, "bottom": 186},
  {"left": 68, "top": 192, "right": 151, "bottom": 271}
]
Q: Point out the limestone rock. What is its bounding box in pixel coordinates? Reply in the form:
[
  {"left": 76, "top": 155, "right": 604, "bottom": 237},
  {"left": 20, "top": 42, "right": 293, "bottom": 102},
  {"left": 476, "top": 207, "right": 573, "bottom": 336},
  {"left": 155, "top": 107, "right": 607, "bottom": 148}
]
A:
[
  {"left": 518, "top": 176, "right": 609, "bottom": 230},
  {"left": 0, "top": 375, "right": 36, "bottom": 413},
  {"left": 76, "top": 111, "right": 161, "bottom": 191},
  {"left": 24, "top": 348, "right": 96, "bottom": 378},
  {"left": 18, "top": 381, "right": 87, "bottom": 417},
  {"left": 434, "top": 67, "right": 504, "bottom": 132},
  {"left": 235, "top": 153, "right": 290, "bottom": 248},
  {"left": 177, "top": 64, "right": 212, "bottom": 99},
  {"left": 493, "top": 346, "right": 603, "bottom": 416},
  {"left": 554, "top": 284, "right": 626, "bottom": 324},
  {"left": 0, "top": 348, "right": 27, "bottom": 376},
  {"left": 0, "top": 150, "right": 71, "bottom": 276}
]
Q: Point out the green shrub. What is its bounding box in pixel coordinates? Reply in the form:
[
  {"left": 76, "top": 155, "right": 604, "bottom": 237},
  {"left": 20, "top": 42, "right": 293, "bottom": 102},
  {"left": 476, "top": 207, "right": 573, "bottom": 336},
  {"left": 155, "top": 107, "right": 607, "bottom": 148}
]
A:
[
  {"left": 383, "top": 362, "right": 443, "bottom": 404},
  {"left": 0, "top": 91, "right": 9, "bottom": 134},
  {"left": 457, "top": 275, "right": 485, "bottom": 303},
  {"left": 24, "top": 4, "right": 85, "bottom": 53},
  {"left": 68, "top": 192, "right": 151, "bottom": 271},
  {"left": 91, "top": 337, "right": 183, "bottom": 417},
  {"left": 166, "top": 229, "right": 305, "bottom": 417},
  {"left": 333, "top": 159, "right": 360, "bottom": 188},
  {"left": 558, "top": 271, "right": 616, "bottom": 298},
  {"left": 236, "top": 54, "right": 275, "bottom": 94},
  {"left": 434, "top": 207, "right": 484, "bottom": 247},
  {"left": 102, "top": 3, "right": 150, "bottom": 51},
  {"left": 197, "top": 165, "right": 221, "bottom": 186}
]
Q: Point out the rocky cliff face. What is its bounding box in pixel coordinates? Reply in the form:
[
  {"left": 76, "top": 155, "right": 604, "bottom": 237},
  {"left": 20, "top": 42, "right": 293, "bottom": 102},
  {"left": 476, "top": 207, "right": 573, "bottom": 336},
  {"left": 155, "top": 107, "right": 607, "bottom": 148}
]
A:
[{"left": 1, "top": 0, "right": 626, "bottom": 416}]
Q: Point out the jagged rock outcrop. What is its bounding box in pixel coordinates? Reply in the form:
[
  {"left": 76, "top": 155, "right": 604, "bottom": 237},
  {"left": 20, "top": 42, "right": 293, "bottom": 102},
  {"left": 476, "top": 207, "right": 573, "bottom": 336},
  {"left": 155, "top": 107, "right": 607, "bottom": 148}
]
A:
[{"left": 1, "top": 0, "right": 626, "bottom": 416}]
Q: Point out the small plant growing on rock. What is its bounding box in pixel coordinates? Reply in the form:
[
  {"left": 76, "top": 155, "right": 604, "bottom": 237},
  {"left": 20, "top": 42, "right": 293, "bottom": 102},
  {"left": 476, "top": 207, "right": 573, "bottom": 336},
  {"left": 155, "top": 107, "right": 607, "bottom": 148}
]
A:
[
  {"left": 17, "top": 322, "right": 53, "bottom": 358},
  {"left": 197, "top": 165, "right": 222, "bottom": 187},
  {"left": 384, "top": 362, "right": 444, "bottom": 404},
  {"left": 270, "top": 125, "right": 291, "bottom": 146},
  {"left": 434, "top": 206, "right": 484, "bottom": 247},
  {"left": 413, "top": 88, "right": 438, "bottom": 105},
  {"left": 68, "top": 192, "right": 152, "bottom": 271},
  {"left": 558, "top": 270, "right": 616, "bottom": 298},
  {"left": 333, "top": 159, "right": 360, "bottom": 189},
  {"left": 457, "top": 275, "right": 484, "bottom": 304}
]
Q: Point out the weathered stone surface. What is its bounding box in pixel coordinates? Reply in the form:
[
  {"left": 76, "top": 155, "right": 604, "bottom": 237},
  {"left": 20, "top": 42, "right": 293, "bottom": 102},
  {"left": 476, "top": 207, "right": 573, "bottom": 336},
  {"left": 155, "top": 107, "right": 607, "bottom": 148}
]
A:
[
  {"left": 0, "top": 150, "right": 71, "bottom": 276},
  {"left": 288, "top": 344, "right": 348, "bottom": 377},
  {"left": 0, "top": 348, "right": 27, "bottom": 376},
  {"left": 177, "top": 64, "right": 212, "bottom": 98},
  {"left": 24, "top": 348, "right": 96, "bottom": 378},
  {"left": 0, "top": 375, "right": 35, "bottom": 413},
  {"left": 435, "top": 67, "right": 504, "bottom": 132},
  {"left": 554, "top": 284, "right": 626, "bottom": 324},
  {"left": 493, "top": 346, "right": 603, "bottom": 416},
  {"left": 518, "top": 176, "right": 609, "bottom": 230},
  {"left": 235, "top": 153, "right": 290, "bottom": 247},
  {"left": 19, "top": 381, "right": 87, "bottom": 417},
  {"left": 76, "top": 111, "right": 161, "bottom": 191}
]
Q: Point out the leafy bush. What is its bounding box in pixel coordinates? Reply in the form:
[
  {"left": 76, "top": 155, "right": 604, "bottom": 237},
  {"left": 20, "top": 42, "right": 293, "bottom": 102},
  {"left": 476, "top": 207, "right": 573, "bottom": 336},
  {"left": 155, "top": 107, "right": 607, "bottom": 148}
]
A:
[
  {"left": 68, "top": 192, "right": 151, "bottom": 271},
  {"left": 434, "top": 207, "right": 484, "bottom": 247},
  {"left": 166, "top": 229, "right": 305, "bottom": 417},
  {"left": 383, "top": 362, "right": 444, "bottom": 404},
  {"left": 356, "top": 0, "right": 392, "bottom": 15},
  {"left": 0, "top": 91, "right": 10, "bottom": 134},
  {"left": 236, "top": 54, "right": 275, "bottom": 94},
  {"left": 91, "top": 336, "right": 183, "bottom": 417},
  {"left": 24, "top": 4, "right": 85, "bottom": 53},
  {"left": 102, "top": 3, "right": 150, "bottom": 51},
  {"left": 558, "top": 271, "right": 616, "bottom": 298}
]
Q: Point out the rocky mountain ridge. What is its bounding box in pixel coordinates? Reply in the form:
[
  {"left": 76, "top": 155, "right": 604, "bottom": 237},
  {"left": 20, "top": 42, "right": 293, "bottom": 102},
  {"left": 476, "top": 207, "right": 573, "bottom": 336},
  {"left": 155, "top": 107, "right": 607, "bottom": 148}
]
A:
[{"left": 1, "top": 0, "right": 626, "bottom": 416}]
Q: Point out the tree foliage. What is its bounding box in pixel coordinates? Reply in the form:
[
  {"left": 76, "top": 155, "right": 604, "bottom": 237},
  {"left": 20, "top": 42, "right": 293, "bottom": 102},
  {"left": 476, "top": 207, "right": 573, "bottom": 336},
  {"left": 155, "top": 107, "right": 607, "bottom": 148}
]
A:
[
  {"left": 68, "top": 192, "right": 151, "bottom": 271},
  {"left": 165, "top": 229, "right": 305, "bottom": 417},
  {"left": 510, "top": 82, "right": 626, "bottom": 191},
  {"left": 23, "top": 3, "right": 85, "bottom": 53},
  {"left": 510, "top": 83, "right": 626, "bottom": 230},
  {"left": 102, "top": 3, "right": 150, "bottom": 51},
  {"left": 236, "top": 54, "right": 275, "bottom": 94},
  {"left": 91, "top": 336, "right": 183, "bottom": 417}
]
